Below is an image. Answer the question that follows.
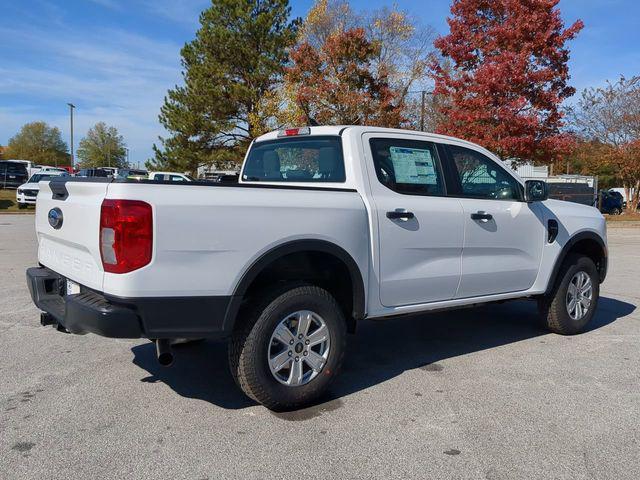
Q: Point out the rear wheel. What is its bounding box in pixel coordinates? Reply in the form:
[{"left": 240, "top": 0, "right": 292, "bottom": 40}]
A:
[
  {"left": 229, "top": 284, "right": 347, "bottom": 410},
  {"left": 539, "top": 254, "right": 600, "bottom": 335}
]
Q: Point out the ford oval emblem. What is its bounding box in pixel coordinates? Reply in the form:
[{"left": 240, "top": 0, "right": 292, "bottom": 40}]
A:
[{"left": 48, "top": 207, "right": 63, "bottom": 229}]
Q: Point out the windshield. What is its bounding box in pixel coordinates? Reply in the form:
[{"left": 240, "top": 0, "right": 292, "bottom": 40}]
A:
[
  {"left": 28, "top": 173, "right": 60, "bottom": 183},
  {"left": 242, "top": 136, "right": 345, "bottom": 183}
]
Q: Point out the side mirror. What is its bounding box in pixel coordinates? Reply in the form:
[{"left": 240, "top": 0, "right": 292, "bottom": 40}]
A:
[{"left": 524, "top": 180, "right": 548, "bottom": 202}]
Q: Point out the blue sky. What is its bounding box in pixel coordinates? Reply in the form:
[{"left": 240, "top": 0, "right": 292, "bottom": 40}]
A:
[{"left": 1, "top": 0, "right": 639, "bottom": 164}]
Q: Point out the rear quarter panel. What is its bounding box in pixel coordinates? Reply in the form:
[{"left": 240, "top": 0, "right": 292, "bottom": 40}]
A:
[{"left": 102, "top": 183, "right": 370, "bottom": 299}]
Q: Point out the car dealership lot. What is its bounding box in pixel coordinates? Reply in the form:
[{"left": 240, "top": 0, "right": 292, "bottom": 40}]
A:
[{"left": 1, "top": 214, "right": 639, "bottom": 480}]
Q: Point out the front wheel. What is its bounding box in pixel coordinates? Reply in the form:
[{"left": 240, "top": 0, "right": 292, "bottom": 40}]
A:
[
  {"left": 539, "top": 254, "right": 600, "bottom": 335},
  {"left": 229, "top": 284, "right": 347, "bottom": 410}
]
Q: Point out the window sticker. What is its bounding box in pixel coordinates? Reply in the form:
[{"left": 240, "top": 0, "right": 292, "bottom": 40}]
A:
[{"left": 389, "top": 147, "right": 437, "bottom": 184}]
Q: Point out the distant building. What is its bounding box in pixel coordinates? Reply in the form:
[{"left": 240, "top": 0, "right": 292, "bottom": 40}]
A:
[
  {"left": 505, "top": 160, "right": 549, "bottom": 179},
  {"left": 506, "top": 160, "right": 597, "bottom": 206}
]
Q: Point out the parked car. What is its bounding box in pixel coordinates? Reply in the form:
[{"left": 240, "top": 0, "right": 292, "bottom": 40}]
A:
[
  {"left": 115, "top": 168, "right": 148, "bottom": 180},
  {"left": 599, "top": 190, "right": 624, "bottom": 215},
  {"left": 148, "top": 171, "right": 194, "bottom": 182},
  {"left": 76, "top": 168, "right": 111, "bottom": 178},
  {"left": 37, "top": 166, "right": 69, "bottom": 175},
  {"left": 214, "top": 173, "right": 239, "bottom": 183},
  {"left": 3, "top": 159, "right": 42, "bottom": 178},
  {"left": 547, "top": 182, "right": 595, "bottom": 206},
  {"left": 26, "top": 126, "right": 607, "bottom": 410},
  {"left": 0, "top": 160, "right": 29, "bottom": 189},
  {"left": 100, "top": 167, "right": 118, "bottom": 176},
  {"left": 16, "top": 170, "right": 69, "bottom": 208}
]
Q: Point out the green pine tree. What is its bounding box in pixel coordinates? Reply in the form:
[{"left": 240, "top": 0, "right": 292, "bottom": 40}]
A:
[{"left": 149, "top": 0, "right": 300, "bottom": 174}]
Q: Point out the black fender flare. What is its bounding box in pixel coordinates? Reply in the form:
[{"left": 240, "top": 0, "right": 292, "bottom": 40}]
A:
[
  {"left": 544, "top": 231, "right": 608, "bottom": 296},
  {"left": 222, "top": 239, "right": 366, "bottom": 332}
]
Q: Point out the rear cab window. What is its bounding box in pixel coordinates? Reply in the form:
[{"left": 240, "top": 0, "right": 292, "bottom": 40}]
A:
[{"left": 242, "top": 136, "right": 346, "bottom": 183}]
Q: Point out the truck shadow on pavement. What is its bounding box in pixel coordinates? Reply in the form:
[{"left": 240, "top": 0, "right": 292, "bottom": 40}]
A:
[{"left": 131, "top": 296, "right": 634, "bottom": 412}]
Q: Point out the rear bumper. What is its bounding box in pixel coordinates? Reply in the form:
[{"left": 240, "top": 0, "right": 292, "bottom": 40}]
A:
[
  {"left": 26, "top": 266, "right": 232, "bottom": 339},
  {"left": 27, "top": 267, "right": 143, "bottom": 337}
]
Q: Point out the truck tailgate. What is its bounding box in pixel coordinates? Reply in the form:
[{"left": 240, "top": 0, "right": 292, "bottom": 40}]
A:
[{"left": 36, "top": 180, "right": 109, "bottom": 291}]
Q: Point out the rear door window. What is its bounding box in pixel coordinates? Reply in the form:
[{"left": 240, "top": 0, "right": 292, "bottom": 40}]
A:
[
  {"left": 242, "top": 136, "right": 345, "bottom": 183},
  {"left": 369, "top": 138, "right": 445, "bottom": 196}
]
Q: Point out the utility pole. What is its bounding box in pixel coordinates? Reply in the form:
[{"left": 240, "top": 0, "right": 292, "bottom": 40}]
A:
[
  {"left": 67, "top": 103, "right": 75, "bottom": 169},
  {"left": 420, "top": 90, "right": 426, "bottom": 132}
]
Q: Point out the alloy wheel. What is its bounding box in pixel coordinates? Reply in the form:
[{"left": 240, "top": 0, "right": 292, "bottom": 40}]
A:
[
  {"left": 566, "top": 271, "right": 593, "bottom": 321},
  {"left": 267, "top": 310, "right": 330, "bottom": 386}
]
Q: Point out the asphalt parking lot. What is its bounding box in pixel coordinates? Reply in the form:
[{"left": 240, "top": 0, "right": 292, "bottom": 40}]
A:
[{"left": 1, "top": 214, "right": 639, "bottom": 480}]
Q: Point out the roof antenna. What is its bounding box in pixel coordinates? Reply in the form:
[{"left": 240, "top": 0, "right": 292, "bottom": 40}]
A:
[{"left": 308, "top": 117, "right": 320, "bottom": 127}]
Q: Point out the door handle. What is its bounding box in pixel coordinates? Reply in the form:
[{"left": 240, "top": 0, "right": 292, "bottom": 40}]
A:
[
  {"left": 386, "top": 210, "right": 415, "bottom": 220},
  {"left": 470, "top": 211, "right": 493, "bottom": 221}
]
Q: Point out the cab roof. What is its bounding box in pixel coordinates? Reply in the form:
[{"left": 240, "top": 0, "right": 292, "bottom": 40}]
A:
[{"left": 253, "top": 126, "right": 491, "bottom": 154}]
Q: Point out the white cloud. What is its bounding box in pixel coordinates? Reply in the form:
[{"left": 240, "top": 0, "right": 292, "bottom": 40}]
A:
[
  {"left": 141, "top": 0, "right": 209, "bottom": 27},
  {"left": 0, "top": 23, "right": 184, "bottom": 163}
]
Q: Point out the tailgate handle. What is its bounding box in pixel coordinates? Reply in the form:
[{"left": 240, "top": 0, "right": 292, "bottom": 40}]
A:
[{"left": 49, "top": 180, "right": 69, "bottom": 201}]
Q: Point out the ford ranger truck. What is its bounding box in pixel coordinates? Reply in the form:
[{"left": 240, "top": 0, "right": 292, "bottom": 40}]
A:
[{"left": 26, "top": 126, "right": 608, "bottom": 410}]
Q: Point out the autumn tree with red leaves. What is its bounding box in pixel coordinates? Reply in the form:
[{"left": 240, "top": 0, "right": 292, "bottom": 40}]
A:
[
  {"left": 285, "top": 27, "right": 405, "bottom": 127},
  {"left": 432, "top": 0, "right": 583, "bottom": 164}
]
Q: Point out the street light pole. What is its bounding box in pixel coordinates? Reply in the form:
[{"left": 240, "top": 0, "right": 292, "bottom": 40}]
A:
[
  {"left": 67, "top": 103, "right": 75, "bottom": 169},
  {"left": 420, "top": 90, "right": 426, "bottom": 132}
]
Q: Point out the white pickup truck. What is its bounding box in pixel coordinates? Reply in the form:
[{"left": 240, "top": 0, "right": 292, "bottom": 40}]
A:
[{"left": 26, "top": 126, "right": 608, "bottom": 410}]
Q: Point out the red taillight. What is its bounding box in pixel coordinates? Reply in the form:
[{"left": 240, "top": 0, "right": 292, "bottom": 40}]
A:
[{"left": 100, "top": 199, "right": 153, "bottom": 274}]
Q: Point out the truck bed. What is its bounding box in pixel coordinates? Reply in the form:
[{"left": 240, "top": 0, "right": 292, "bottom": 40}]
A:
[{"left": 36, "top": 177, "right": 370, "bottom": 299}]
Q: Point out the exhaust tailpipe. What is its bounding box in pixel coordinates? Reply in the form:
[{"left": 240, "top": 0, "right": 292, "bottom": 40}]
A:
[
  {"left": 40, "top": 313, "right": 55, "bottom": 327},
  {"left": 155, "top": 339, "right": 174, "bottom": 367}
]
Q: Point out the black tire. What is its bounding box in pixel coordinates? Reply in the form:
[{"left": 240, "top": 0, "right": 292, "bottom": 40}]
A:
[
  {"left": 229, "top": 284, "right": 347, "bottom": 410},
  {"left": 18, "top": 203, "right": 27, "bottom": 209},
  {"left": 539, "top": 254, "right": 600, "bottom": 335},
  {"left": 611, "top": 207, "right": 621, "bottom": 216}
]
